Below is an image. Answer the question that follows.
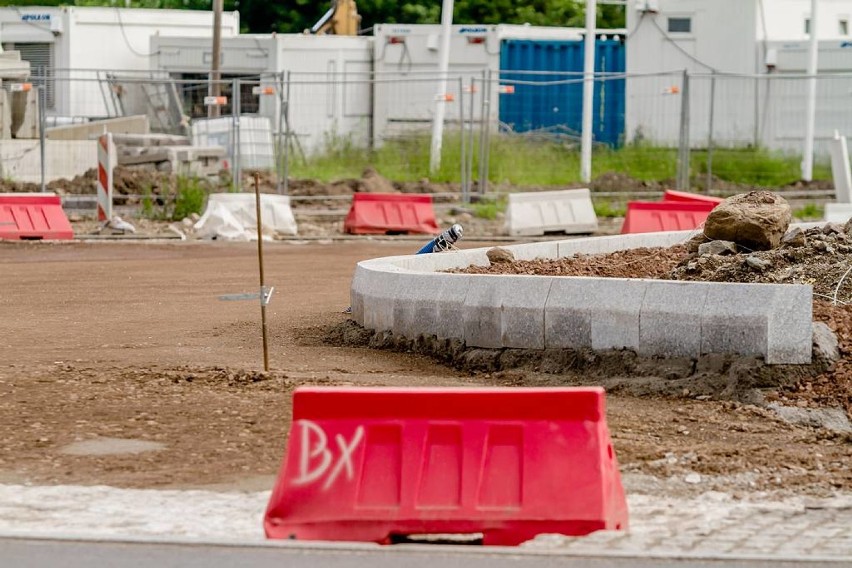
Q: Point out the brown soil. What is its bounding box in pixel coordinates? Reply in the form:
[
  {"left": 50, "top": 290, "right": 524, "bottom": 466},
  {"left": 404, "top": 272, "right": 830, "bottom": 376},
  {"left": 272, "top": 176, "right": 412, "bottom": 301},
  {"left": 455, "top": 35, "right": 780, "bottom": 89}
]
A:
[{"left": 1, "top": 240, "right": 849, "bottom": 495}]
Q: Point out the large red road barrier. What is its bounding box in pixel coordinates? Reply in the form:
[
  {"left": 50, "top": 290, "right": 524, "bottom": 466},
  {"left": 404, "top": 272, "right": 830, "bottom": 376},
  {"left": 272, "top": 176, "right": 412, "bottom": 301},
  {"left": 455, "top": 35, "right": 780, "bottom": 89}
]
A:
[
  {"left": 265, "top": 387, "right": 628, "bottom": 546},
  {"left": 343, "top": 193, "right": 439, "bottom": 235},
  {"left": 621, "top": 200, "right": 717, "bottom": 234},
  {"left": 661, "top": 190, "right": 724, "bottom": 205},
  {"left": 0, "top": 193, "right": 73, "bottom": 240}
]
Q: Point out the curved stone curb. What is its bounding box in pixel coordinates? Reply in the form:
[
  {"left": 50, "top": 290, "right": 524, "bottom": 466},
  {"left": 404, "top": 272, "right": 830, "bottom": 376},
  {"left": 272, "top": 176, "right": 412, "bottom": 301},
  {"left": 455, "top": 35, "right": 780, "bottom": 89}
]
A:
[{"left": 351, "top": 229, "right": 814, "bottom": 364}]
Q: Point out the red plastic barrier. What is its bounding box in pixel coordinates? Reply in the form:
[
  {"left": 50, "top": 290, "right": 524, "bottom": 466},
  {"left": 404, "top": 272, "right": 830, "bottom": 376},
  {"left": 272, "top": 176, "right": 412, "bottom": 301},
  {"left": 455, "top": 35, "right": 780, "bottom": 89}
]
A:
[
  {"left": 265, "top": 387, "right": 628, "bottom": 546},
  {"left": 662, "top": 190, "right": 724, "bottom": 205},
  {"left": 343, "top": 193, "right": 439, "bottom": 235},
  {"left": 621, "top": 201, "right": 716, "bottom": 234},
  {"left": 0, "top": 193, "right": 73, "bottom": 240}
]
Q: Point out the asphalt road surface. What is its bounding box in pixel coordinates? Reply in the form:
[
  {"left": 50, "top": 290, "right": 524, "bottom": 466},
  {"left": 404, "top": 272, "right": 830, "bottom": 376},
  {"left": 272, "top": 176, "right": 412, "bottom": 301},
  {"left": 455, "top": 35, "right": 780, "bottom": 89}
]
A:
[{"left": 1, "top": 536, "right": 846, "bottom": 568}]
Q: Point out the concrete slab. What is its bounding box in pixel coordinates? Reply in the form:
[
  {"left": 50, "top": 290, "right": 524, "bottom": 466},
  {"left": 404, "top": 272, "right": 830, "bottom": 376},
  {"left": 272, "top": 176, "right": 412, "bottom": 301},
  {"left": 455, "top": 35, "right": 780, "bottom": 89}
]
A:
[
  {"left": 544, "top": 277, "right": 594, "bottom": 349},
  {"left": 767, "top": 285, "right": 812, "bottom": 364},
  {"left": 500, "top": 276, "right": 553, "bottom": 349},
  {"left": 504, "top": 189, "right": 598, "bottom": 236},
  {"left": 463, "top": 276, "right": 504, "bottom": 348},
  {"left": 392, "top": 273, "right": 444, "bottom": 338},
  {"left": 434, "top": 274, "right": 473, "bottom": 340},
  {"left": 59, "top": 438, "right": 166, "bottom": 456},
  {"left": 46, "top": 116, "right": 150, "bottom": 141},
  {"left": 640, "top": 281, "right": 709, "bottom": 358},
  {"left": 701, "top": 283, "right": 770, "bottom": 358},
  {"left": 590, "top": 279, "right": 650, "bottom": 351},
  {"left": 829, "top": 131, "right": 852, "bottom": 204}
]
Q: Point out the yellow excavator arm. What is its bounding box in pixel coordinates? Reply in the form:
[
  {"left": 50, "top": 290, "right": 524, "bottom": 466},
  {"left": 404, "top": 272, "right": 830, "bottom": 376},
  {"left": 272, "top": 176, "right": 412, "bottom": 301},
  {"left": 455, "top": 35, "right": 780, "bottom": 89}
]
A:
[{"left": 311, "top": 0, "right": 361, "bottom": 35}]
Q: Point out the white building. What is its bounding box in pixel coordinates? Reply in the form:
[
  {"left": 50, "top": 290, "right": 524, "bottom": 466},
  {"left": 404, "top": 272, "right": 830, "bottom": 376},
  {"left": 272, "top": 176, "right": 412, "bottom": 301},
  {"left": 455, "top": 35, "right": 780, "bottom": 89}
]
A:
[
  {"left": 151, "top": 33, "right": 373, "bottom": 153},
  {"left": 626, "top": 0, "right": 852, "bottom": 153},
  {"left": 0, "top": 6, "right": 239, "bottom": 118}
]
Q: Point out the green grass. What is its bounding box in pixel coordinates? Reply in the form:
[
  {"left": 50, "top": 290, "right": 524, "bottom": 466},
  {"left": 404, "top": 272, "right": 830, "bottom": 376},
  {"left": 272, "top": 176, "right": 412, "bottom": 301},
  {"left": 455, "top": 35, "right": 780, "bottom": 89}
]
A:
[
  {"left": 139, "top": 176, "right": 208, "bottom": 221},
  {"left": 593, "top": 200, "right": 628, "bottom": 218},
  {"left": 470, "top": 197, "right": 506, "bottom": 220},
  {"left": 284, "top": 133, "right": 831, "bottom": 188},
  {"left": 172, "top": 177, "right": 207, "bottom": 221},
  {"left": 793, "top": 203, "right": 824, "bottom": 220}
]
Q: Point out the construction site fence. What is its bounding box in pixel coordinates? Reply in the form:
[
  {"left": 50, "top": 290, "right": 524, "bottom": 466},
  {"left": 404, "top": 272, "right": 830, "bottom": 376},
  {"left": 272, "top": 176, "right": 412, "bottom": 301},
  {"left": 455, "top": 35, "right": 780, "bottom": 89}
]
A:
[{"left": 3, "top": 68, "right": 851, "bottom": 199}]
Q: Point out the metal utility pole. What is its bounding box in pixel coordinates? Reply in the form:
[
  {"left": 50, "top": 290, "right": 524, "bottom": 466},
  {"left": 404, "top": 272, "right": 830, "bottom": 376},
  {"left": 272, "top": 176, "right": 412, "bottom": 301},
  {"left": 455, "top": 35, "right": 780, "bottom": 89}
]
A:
[
  {"left": 209, "top": 0, "right": 223, "bottom": 119},
  {"left": 580, "top": 0, "right": 597, "bottom": 183},
  {"left": 429, "top": 0, "right": 454, "bottom": 173},
  {"left": 802, "top": 0, "right": 819, "bottom": 181}
]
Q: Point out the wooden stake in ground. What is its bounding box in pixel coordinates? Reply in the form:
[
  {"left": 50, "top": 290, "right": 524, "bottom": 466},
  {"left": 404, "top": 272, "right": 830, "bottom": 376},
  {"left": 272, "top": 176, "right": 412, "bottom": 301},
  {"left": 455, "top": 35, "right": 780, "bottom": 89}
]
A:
[{"left": 254, "top": 172, "right": 270, "bottom": 371}]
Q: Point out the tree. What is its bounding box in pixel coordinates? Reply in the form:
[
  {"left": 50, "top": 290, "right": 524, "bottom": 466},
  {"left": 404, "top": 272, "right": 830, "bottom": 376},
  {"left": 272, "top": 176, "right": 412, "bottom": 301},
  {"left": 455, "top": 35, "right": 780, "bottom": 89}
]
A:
[{"left": 0, "top": 1, "right": 625, "bottom": 34}]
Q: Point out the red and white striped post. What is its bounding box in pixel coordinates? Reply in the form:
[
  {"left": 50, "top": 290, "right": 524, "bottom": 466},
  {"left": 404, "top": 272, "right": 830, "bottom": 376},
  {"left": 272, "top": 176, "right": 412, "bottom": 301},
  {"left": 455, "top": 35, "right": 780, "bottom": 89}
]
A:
[{"left": 96, "top": 132, "right": 114, "bottom": 222}]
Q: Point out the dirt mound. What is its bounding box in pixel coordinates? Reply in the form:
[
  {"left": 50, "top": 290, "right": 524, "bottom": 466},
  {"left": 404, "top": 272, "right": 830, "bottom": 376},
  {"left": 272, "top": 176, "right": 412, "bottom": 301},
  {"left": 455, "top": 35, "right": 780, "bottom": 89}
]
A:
[{"left": 449, "top": 223, "right": 852, "bottom": 416}]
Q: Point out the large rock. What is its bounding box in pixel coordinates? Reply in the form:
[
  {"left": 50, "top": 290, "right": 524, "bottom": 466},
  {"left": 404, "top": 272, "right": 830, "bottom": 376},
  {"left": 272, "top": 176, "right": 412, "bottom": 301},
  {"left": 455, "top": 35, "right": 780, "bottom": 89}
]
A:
[{"left": 703, "top": 191, "right": 792, "bottom": 250}]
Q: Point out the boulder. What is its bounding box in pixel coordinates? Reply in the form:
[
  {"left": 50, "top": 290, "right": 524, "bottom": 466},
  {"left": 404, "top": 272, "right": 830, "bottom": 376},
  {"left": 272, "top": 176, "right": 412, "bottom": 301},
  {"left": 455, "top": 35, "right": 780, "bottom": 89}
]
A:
[
  {"left": 703, "top": 191, "right": 792, "bottom": 250},
  {"left": 781, "top": 227, "right": 806, "bottom": 247},
  {"left": 487, "top": 247, "right": 515, "bottom": 264},
  {"left": 698, "top": 240, "right": 738, "bottom": 256}
]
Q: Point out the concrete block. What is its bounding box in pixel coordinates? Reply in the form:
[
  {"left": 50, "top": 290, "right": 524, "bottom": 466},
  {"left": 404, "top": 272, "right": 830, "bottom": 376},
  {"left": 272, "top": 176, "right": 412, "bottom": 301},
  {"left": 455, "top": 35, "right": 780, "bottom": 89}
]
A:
[
  {"left": 701, "top": 283, "right": 770, "bottom": 358},
  {"left": 544, "top": 277, "right": 594, "bottom": 349},
  {"left": 11, "top": 88, "right": 38, "bottom": 139},
  {"left": 434, "top": 274, "right": 472, "bottom": 340},
  {"left": 829, "top": 131, "right": 852, "bottom": 204},
  {"left": 0, "top": 90, "right": 10, "bottom": 140},
  {"left": 111, "top": 132, "right": 189, "bottom": 147},
  {"left": 640, "top": 281, "right": 709, "bottom": 358},
  {"left": 501, "top": 276, "right": 553, "bottom": 349},
  {"left": 590, "top": 279, "right": 650, "bottom": 351},
  {"left": 361, "top": 272, "right": 402, "bottom": 332},
  {"left": 824, "top": 203, "right": 852, "bottom": 223},
  {"left": 46, "top": 116, "right": 150, "bottom": 141},
  {"left": 0, "top": 139, "right": 97, "bottom": 183},
  {"left": 392, "top": 273, "right": 443, "bottom": 339},
  {"left": 391, "top": 273, "right": 472, "bottom": 340},
  {"left": 505, "top": 189, "right": 598, "bottom": 236},
  {"left": 767, "top": 285, "right": 812, "bottom": 364},
  {"left": 463, "top": 276, "right": 504, "bottom": 348},
  {"left": 349, "top": 265, "right": 370, "bottom": 326}
]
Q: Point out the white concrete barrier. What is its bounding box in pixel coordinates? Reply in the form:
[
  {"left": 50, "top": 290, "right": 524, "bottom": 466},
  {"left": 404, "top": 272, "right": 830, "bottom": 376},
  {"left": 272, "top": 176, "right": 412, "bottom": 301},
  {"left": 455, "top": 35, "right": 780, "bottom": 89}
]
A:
[
  {"left": 824, "top": 203, "right": 852, "bottom": 223},
  {"left": 829, "top": 131, "right": 852, "bottom": 204},
  {"left": 504, "top": 188, "right": 598, "bottom": 237}
]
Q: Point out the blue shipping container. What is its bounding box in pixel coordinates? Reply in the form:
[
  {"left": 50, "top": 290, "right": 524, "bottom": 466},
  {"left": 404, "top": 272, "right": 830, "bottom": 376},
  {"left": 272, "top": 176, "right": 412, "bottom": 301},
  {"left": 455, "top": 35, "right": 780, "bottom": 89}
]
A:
[{"left": 499, "top": 39, "right": 625, "bottom": 146}]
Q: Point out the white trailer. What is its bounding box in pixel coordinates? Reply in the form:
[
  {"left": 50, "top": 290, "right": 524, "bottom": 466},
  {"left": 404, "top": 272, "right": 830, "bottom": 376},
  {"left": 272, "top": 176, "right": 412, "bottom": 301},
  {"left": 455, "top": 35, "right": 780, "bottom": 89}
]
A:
[
  {"left": 152, "top": 33, "right": 373, "bottom": 154},
  {"left": 372, "top": 24, "right": 590, "bottom": 145},
  {"left": 626, "top": 0, "right": 852, "bottom": 153},
  {"left": 0, "top": 6, "right": 239, "bottom": 119}
]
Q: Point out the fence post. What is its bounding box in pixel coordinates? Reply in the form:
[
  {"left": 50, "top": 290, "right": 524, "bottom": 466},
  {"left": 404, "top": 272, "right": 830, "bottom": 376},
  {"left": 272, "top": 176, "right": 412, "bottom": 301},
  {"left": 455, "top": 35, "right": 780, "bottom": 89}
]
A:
[
  {"left": 458, "top": 76, "right": 467, "bottom": 204},
  {"left": 232, "top": 77, "right": 241, "bottom": 192},
  {"left": 37, "top": 82, "right": 46, "bottom": 193},
  {"left": 276, "top": 72, "right": 285, "bottom": 195},
  {"left": 466, "top": 76, "right": 476, "bottom": 204},
  {"left": 676, "top": 69, "right": 691, "bottom": 191},
  {"left": 283, "top": 71, "right": 292, "bottom": 195},
  {"left": 753, "top": 75, "right": 760, "bottom": 148},
  {"left": 476, "top": 70, "right": 487, "bottom": 195},
  {"left": 479, "top": 68, "right": 493, "bottom": 196},
  {"left": 705, "top": 73, "right": 716, "bottom": 193}
]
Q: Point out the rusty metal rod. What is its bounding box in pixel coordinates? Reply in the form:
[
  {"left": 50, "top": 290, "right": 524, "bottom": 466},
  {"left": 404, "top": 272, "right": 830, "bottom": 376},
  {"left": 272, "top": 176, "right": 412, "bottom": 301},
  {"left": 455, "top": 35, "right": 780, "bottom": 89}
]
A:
[{"left": 254, "top": 172, "right": 270, "bottom": 372}]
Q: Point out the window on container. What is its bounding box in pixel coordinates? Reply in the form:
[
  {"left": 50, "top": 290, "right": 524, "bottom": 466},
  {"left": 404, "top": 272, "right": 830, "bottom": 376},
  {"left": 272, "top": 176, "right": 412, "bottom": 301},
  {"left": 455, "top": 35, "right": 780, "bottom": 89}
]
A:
[
  {"left": 667, "top": 17, "right": 692, "bottom": 33},
  {"left": 840, "top": 19, "right": 849, "bottom": 36},
  {"left": 5, "top": 42, "right": 54, "bottom": 109},
  {"left": 805, "top": 18, "right": 811, "bottom": 35}
]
